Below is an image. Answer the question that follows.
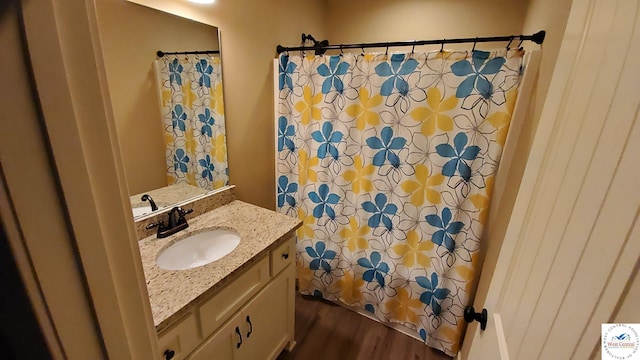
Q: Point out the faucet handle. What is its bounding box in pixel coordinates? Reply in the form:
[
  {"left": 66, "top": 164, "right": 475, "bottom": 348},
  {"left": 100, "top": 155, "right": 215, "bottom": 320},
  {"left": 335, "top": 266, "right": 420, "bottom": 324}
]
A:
[
  {"left": 178, "top": 208, "right": 194, "bottom": 217},
  {"left": 145, "top": 220, "right": 165, "bottom": 230}
]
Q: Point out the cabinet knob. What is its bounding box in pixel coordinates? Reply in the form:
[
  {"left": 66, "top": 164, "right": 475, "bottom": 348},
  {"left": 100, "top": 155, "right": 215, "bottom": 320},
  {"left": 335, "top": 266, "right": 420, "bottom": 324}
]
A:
[
  {"left": 164, "top": 349, "right": 175, "bottom": 360},
  {"left": 282, "top": 253, "right": 289, "bottom": 260}
]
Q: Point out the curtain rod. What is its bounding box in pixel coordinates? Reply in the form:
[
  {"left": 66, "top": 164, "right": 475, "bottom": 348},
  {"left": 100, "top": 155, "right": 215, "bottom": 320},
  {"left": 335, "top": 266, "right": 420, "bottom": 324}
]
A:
[
  {"left": 276, "top": 30, "right": 545, "bottom": 54},
  {"left": 156, "top": 50, "right": 220, "bottom": 57}
]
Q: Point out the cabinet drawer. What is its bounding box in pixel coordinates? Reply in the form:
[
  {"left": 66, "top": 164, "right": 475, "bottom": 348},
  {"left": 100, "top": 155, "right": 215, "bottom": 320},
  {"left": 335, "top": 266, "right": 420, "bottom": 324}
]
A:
[
  {"left": 157, "top": 312, "right": 200, "bottom": 360},
  {"left": 199, "top": 256, "right": 270, "bottom": 338},
  {"left": 270, "top": 237, "right": 295, "bottom": 276}
]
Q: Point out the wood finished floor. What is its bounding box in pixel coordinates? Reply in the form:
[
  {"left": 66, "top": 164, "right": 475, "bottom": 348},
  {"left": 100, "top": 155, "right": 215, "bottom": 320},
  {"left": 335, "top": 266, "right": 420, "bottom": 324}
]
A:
[{"left": 277, "top": 294, "right": 452, "bottom": 360}]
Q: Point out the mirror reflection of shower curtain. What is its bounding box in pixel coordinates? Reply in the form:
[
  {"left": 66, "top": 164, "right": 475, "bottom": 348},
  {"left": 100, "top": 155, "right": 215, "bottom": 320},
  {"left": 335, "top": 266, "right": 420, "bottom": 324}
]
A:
[
  {"left": 275, "top": 50, "right": 524, "bottom": 356},
  {"left": 154, "top": 56, "right": 229, "bottom": 191}
]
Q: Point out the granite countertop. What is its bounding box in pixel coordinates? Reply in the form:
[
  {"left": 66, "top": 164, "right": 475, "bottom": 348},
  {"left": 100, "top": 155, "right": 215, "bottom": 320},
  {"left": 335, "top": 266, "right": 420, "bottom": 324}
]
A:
[{"left": 139, "top": 200, "right": 301, "bottom": 331}]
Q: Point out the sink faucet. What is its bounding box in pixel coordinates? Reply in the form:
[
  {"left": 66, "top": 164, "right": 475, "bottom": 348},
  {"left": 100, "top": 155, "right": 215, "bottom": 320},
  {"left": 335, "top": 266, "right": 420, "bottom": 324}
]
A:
[
  {"left": 167, "top": 207, "right": 192, "bottom": 229},
  {"left": 146, "top": 206, "right": 194, "bottom": 238},
  {"left": 141, "top": 194, "right": 158, "bottom": 211}
]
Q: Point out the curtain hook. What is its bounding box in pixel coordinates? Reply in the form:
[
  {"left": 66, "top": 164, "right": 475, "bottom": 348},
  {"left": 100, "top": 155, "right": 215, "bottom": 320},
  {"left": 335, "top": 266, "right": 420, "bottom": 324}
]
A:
[
  {"left": 411, "top": 41, "right": 416, "bottom": 56},
  {"left": 506, "top": 36, "right": 515, "bottom": 50},
  {"left": 340, "top": 45, "right": 344, "bottom": 57},
  {"left": 361, "top": 44, "right": 365, "bottom": 56},
  {"left": 472, "top": 37, "right": 478, "bottom": 52},
  {"left": 440, "top": 40, "right": 445, "bottom": 53},
  {"left": 517, "top": 37, "right": 525, "bottom": 50},
  {"left": 385, "top": 45, "right": 389, "bottom": 57}
]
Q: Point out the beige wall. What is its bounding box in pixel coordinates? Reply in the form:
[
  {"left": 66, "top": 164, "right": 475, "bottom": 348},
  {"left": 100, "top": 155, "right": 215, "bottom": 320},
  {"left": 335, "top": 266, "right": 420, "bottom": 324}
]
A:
[
  {"left": 95, "top": 0, "right": 220, "bottom": 195},
  {"left": 325, "top": 0, "right": 529, "bottom": 46},
  {"left": 209, "top": 0, "right": 326, "bottom": 210}
]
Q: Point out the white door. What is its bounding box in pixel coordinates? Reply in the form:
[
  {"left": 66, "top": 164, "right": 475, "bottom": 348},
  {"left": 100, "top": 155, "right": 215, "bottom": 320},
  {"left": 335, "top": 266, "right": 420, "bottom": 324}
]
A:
[{"left": 462, "top": 0, "right": 640, "bottom": 359}]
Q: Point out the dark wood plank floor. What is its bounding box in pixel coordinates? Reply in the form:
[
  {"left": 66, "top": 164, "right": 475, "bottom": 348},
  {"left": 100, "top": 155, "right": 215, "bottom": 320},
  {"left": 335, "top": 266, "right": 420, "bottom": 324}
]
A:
[{"left": 277, "top": 294, "right": 452, "bottom": 360}]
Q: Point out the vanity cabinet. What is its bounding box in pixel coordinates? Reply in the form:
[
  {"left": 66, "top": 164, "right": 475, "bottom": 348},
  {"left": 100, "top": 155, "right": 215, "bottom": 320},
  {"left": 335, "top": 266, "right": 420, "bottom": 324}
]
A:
[
  {"left": 157, "top": 237, "right": 296, "bottom": 360},
  {"left": 190, "top": 268, "right": 293, "bottom": 360}
]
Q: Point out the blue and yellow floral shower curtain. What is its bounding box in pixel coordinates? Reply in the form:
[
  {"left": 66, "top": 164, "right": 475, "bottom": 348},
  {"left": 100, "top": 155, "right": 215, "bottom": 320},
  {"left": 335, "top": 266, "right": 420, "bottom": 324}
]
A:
[
  {"left": 156, "top": 56, "right": 229, "bottom": 190},
  {"left": 276, "top": 49, "right": 524, "bottom": 356}
]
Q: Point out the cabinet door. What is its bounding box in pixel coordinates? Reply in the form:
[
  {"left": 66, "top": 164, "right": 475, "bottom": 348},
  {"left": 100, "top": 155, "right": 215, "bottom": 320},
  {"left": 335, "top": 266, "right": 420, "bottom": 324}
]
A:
[
  {"left": 188, "top": 312, "right": 242, "bottom": 360},
  {"left": 237, "top": 267, "right": 294, "bottom": 360},
  {"left": 157, "top": 313, "right": 200, "bottom": 360}
]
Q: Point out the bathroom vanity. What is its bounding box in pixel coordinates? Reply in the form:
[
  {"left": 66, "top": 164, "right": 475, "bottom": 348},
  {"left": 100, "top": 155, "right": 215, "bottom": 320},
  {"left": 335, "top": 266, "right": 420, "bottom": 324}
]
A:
[{"left": 138, "top": 195, "right": 301, "bottom": 360}]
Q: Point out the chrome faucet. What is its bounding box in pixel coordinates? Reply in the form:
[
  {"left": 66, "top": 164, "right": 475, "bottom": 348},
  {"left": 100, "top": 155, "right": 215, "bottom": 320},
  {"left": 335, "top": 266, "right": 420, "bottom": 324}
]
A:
[{"left": 146, "top": 206, "right": 194, "bottom": 238}]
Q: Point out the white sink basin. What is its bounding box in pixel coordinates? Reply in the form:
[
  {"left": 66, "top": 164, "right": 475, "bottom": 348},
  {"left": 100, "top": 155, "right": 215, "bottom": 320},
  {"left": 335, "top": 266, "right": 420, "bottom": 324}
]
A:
[
  {"left": 156, "top": 229, "right": 240, "bottom": 270},
  {"left": 132, "top": 205, "right": 154, "bottom": 217}
]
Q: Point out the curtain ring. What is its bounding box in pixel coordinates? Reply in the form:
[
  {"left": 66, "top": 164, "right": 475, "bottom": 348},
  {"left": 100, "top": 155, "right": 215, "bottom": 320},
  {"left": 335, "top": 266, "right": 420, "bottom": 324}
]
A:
[
  {"left": 440, "top": 41, "right": 445, "bottom": 52},
  {"left": 385, "top": 45, "right": 389, "bottom": 57},
  {"left": 506, "top": 36, "right": 515, "bottom": 50},
  {"left": 411, "top": 42, "right": 416, "bottom": 56},
  {"left": 472, "top": 37, "right": 477, "bottom": 52},
  {"left": 340, "top": 45, "right": 344, "bottom": 57},
  {"left": 517, "top": 37, "right": 525, "bottom": 49},
  {"left": 361, "top": 45, "right": 365, "bottom": 56}
]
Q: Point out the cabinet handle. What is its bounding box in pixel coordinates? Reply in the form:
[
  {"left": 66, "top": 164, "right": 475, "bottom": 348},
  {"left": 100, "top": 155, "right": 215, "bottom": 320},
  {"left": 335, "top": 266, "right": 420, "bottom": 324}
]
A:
[
  {"left": 246, "top": 315, "right": 253, "bottom": 338},
  {"left": 282, "top": 252, "right": 289, "bottom": 260},
  {"left": 164, "top": 349, "right": 175, "bottom": 360},
  {"left": 235, "top": 326, "right": 242, "bottom": 348}
]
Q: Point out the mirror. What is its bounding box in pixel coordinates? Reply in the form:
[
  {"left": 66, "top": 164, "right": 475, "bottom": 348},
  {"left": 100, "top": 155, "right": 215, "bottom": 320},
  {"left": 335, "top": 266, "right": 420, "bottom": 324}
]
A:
[{"left": 96, "top": 0, "right": 229, "bottom": 219}]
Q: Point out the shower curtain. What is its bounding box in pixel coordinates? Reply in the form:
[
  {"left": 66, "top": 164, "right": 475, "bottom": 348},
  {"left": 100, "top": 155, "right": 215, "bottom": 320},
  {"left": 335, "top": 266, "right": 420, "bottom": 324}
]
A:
[
  {"left": 276, "top": 49, "right": 524, "bottom": 356},
  {"left": 155, "top": 55, "right": 229, "bottom": 190}
]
